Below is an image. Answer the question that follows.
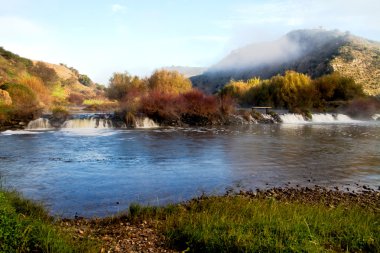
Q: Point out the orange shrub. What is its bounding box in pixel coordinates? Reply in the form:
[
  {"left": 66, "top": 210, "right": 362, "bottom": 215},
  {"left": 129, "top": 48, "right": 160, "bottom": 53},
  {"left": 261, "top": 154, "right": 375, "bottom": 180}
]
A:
[{"left": 18, "top": 75, "right": 52, "bottom": 107}]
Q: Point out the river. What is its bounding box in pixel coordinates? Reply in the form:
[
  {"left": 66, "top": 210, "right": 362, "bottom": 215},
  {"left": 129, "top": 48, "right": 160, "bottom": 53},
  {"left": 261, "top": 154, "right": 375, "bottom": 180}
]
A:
[{"left": 0, "top": 114, "right": 379, "bottom": 217}]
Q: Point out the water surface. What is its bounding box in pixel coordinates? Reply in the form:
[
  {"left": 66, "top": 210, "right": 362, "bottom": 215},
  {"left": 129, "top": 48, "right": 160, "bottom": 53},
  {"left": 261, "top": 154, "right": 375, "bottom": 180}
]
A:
[{"left": 0, "top": 122, "right": 379, "bottom": 217}]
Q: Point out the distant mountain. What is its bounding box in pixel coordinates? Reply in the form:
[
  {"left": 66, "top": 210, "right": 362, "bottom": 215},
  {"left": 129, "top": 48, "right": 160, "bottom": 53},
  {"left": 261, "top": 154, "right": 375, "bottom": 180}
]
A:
[
  {"left": 162, "top": 66, "right": 207, "bottom": 78},
  {"left": 191, "top": 29, "right": 380, "bottom": 96}
]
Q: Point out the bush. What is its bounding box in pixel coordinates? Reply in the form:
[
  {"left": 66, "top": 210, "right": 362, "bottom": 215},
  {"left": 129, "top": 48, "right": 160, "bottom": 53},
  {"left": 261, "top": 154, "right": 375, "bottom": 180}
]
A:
[
  {"left": 51, "top": 83, "right": 68, "bottom": 104},
  {"left": 17, "top": 75, "right": 52, "bottom": 107},
  {"left": 30, "top": 62, "right": 59, "bottom": 85},
  {"left": 140, "top": 91, "right": 181, "bottom": 123},
  {"left": 0, "top": 83, "right": 41, "bottom": 119},
  {"left": 78, "top": 74, "right": 92, "bottom": 86},
  {"left": 68, "top": 92, "right": 85, "bottom": 105},
  {"left": 140, "top": 89, "right": 230, "bottom": 125},
  {"left": 51, "top": 106, "right": 69, "bottom": 119},
  {"left": 179, "top": 90, "right": 219, "bottom": 125},
  {"left": 219, "top": 94, "right": 235, "bottom": 115}
]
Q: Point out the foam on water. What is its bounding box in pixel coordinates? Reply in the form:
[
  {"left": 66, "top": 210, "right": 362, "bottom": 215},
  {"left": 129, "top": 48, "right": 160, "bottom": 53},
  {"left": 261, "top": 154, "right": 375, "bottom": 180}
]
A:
[
  {"left": 280, "top": 113, "right": 360, "bottom": 124},
  {"left": 134, "top": 117, "right": 159, "bottom": 128},
  {"left": 1, "top": 130, "right": 43, "bottom": 135}
]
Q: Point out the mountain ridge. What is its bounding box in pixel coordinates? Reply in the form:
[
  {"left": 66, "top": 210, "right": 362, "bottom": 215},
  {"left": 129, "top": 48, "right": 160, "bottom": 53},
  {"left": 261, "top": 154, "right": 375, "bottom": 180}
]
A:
[{"left": 191, "top": 29, "right": 380, "bottom": 96}]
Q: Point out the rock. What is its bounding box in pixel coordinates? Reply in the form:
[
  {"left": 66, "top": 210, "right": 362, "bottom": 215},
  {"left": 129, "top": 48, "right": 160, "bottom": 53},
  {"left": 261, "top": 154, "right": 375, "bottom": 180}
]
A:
[{"left": 0, "top": 89, "right": 12, "bottom": 106}]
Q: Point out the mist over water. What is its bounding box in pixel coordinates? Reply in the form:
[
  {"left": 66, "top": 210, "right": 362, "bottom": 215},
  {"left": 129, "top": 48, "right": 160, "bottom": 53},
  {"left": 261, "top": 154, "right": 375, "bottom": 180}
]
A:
[{"left": 0, "top": 120, "right": 379, "bottom": 218}]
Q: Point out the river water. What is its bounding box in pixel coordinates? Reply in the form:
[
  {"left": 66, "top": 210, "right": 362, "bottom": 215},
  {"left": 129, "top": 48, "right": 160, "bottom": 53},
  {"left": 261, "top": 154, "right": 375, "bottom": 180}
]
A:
[{"left": 0, "top": 114, "right": 379, "bottom": 217}]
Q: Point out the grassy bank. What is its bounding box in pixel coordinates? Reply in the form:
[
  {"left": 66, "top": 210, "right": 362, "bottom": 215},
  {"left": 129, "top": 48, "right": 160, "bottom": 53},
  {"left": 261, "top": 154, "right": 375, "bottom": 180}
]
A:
[
  {"left": 125, "top": 193, "right": 379, "bottom": 252},
  {"left": 0, "top": 189, "right": 99, "bottom": 253},
  {"left": 1, "top": 187, "right": 379, "bottom": 253}
]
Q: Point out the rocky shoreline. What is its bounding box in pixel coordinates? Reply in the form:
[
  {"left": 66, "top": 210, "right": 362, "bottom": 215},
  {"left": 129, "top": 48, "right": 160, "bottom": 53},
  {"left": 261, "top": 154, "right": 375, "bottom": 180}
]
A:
[{"left": 59, "top": 186, "right": 379, "bottom": 253}]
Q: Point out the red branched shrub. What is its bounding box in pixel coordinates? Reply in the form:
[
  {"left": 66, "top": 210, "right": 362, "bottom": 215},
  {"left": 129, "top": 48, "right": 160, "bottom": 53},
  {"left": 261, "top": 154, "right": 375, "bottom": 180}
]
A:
[
  {"left": 140, "top": 91, "right": 182, "bottom": 123},
  {"left": 219, "top": 94, "right": 235, "bottom": 115},
  {"left": 139, "top": 89, "right": 234, "bottom": 125},
  {"left": 182, "top": 89, "right": 218, "bottom": 116}
]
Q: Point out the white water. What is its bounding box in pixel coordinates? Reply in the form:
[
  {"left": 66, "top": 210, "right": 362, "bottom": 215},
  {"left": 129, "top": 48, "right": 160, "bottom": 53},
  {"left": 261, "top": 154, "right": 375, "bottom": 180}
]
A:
[
  {"left": 1, "top": 130, "right": 44, "bottom": 135},
  {"left": 134, "top": 117, "right": 159, "bottom": 128},
  {"left": 26, "top": 118, "right": 52, "bottom": 129},
  {"left": 280, "top": 113, "right": 359, "bottom": 124},
  {"left": 62, "top": 118, "right": 112, "bottom": 128},
  {"left": 372, "top": 114, "right": 380, "bottom": 121}
]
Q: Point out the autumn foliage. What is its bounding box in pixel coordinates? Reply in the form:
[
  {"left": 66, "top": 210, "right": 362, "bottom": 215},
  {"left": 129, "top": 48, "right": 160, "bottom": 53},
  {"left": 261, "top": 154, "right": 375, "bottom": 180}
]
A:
[
  {"left": 106, "top": 70, "right": 232, "bottom": 125},
  {"left": 148, "top": 70, "right": 192, "bottom": 94},
  {"left": 17, "top": 75, "right": 52, "bottom": 107},
  {"left": 221, "top": 71, "right": 364, "bottom": 111},
  {"left": 140, "top": 90, "right": 226, "bottom": 125}
]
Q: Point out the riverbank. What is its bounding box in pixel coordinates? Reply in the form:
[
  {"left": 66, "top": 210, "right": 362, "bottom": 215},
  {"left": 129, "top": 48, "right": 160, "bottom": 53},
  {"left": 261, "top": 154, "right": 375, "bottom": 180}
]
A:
[{"left": 1, "top": 186, "right": 379, "bottom": 252}]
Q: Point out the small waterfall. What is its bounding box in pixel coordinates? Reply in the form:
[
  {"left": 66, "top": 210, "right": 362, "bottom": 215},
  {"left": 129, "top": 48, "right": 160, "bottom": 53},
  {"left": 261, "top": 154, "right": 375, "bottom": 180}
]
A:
[
  {"left": 280, "top": 113, "right": 357, "bottom": 124},
  {"left": 134, "top": 117, "right": 159, "bottom": 128},
  {"left": 372, "top": 114, "right": 380, "bottom": 121},
  {"left": 62, "top": 118, "right": 113, "bottom": 128},
  {"left": 26, "top": 118, "right": 52, "bottom": 129},
  {"left": 279, "top": 114, "right": 307, "bottom": 124}
]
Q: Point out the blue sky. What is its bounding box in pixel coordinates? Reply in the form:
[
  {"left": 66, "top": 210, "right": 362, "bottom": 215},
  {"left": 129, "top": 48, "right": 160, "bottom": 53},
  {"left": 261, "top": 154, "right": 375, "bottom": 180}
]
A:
[{"left": 1, "top": 0, "right": 379, "bottom": 84}]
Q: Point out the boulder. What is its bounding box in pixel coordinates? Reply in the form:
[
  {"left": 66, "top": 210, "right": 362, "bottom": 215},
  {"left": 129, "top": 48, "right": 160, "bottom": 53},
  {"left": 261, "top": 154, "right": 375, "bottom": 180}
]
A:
[{"left": 0, "top": 89, "right": 12, "bottom": 106}]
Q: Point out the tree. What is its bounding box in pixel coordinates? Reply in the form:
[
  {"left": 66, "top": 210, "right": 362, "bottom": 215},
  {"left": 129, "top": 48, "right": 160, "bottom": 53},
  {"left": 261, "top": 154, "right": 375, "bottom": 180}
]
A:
[
  {"left": 148, "top": 70, "right": 192, "bottom": 94},
  {"left": 78, "top": 74, "right": 93, "bottom": 86},
  {"left": 106, "top": 72, "right": 146, "bottom": 100}
]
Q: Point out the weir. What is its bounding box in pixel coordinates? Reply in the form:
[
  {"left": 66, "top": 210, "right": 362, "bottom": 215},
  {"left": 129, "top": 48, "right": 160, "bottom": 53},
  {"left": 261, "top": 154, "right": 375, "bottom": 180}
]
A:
[
  {"left": 26, "top": 118, "right": 52, "bottom": 129},
  {"left": 279, "top": 113, "right": 359, "bottom": 124},
  {"left": 24, "top": 113, "right": 160, "bottom": 129},
  {"left": 23, "top": 112, "right": 377, "bottom": 130}
]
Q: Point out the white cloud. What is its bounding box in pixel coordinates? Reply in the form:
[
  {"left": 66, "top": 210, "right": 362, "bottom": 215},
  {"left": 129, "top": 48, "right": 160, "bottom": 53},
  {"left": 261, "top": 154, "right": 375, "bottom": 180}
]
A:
[{"left": 111, "top": 4, "right": 126, "bottom": 13}]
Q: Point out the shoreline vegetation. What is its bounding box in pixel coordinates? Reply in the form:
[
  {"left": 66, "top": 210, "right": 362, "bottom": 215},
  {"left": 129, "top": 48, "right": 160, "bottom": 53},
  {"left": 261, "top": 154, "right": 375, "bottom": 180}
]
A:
[
  {"left": 1, "top": 44, "right": 379, "bottom": 131},
  {"left": 1, "top": 186, "right": 379, "bottom": 252}
]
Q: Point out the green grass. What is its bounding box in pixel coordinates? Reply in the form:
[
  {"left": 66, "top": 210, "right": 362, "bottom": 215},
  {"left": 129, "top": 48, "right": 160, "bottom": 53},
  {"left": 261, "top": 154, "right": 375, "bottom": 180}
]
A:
[
  {"left": 127, "top": 196, "right": 379, "bottom": 252},
  {"left": 0, "top": 189, "right": 99, "bottom": 253}
]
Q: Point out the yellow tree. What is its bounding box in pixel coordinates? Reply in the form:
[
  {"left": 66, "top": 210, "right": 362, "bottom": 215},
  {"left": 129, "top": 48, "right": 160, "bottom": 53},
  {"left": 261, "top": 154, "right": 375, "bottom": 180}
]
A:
[
  {"left": 279, "top": 71, "right": 314, "bottom": 109},
  {"left": 148, "top": 70, "right": 192, "bottom": 95}
]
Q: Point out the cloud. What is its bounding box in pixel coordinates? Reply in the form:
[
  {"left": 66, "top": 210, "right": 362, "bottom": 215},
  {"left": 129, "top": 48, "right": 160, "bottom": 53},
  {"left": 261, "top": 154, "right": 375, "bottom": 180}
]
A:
[{"left": 111, "top": 4, "right": 126, "bottom": 13}]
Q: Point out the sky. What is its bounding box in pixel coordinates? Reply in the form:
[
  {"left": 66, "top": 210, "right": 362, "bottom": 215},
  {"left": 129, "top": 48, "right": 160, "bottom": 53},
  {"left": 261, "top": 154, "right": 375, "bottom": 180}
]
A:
[{"left": 1, "top": 0, "right": 379, "bottom": 84}]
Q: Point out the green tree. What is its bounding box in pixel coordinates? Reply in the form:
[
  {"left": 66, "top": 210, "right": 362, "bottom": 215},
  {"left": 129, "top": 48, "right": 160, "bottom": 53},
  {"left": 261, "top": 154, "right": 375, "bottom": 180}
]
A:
[{"left": 78, "top": 74, "right": 92, "bottom": 86}]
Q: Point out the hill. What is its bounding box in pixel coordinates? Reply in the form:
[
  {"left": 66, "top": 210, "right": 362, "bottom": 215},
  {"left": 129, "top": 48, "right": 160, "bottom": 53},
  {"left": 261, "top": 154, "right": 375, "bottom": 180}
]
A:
[
  {"left": 0, "top": 47, "right": 105, "bottom": 103},
  {"left": 191, "top": 29, "right": 380, "bottom": 96},
  {"left": 0, "top": 47, "right": 106, "bottom": 128}
]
